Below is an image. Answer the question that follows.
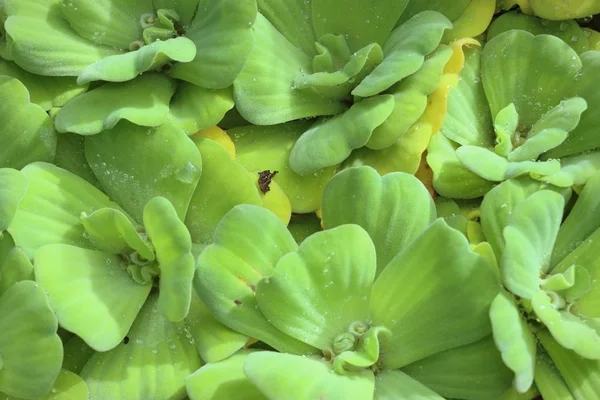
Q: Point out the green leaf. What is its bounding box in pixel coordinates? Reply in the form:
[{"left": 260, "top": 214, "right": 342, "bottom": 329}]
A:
[
  {"left": 257, "top": 0, "right": 316, "bottom": 56},
  {"left": 551, "top": 226, "right": 600, "bottom": 320},
  {"left": 402, "top": 336, "right": 514, "bottom": 400},
  {"left": 509, "top": 97, "right": 587, "bottom": 162},
  {"left": 256, "top": 225, "right": 375, "bottom": 350},
  {"left": 366, "top": 45, "right": 452, "bottom": 150},
  {"left": 441, "top": 46, "right": 494, "bottom": 148},
  {"left": 169, "top": 0, "right": 256, "bottom": 89},
  {"left": 488, "top": 12, "right": 590, "bottom": 55},
  {"left": 244, "top": 352, "right": 375, "bottom": 400},
  {"left": 373, "top": 369, "right": 444, "bottom": 400},
  {"left": 81, "top": 208, "right": 153, "bottom": 260},
  {"left": 185, "top": 137, "right": 262, "bottom": 244},
  {"left": 532, "top": 290, "right": 600, "bottom": 359},
  {"left": 501, "top": 190, "right": 564, "bottom": 298},
  {"left": 397, "top": 0, "right": 470, "bottom": 24},
  {"left": 55, "top": 73, "right": 176, "bottom": 135},
  {"left": 289, "top": 95, "right": 395, "bottom": 175},
  {"left": 0, "top": 76, "right": 57, "bottom": 169},
  {"left": 231, "top": 123, "right": 336, "bottom": 213},
  {"left": 481, "top": 30, "right": 581, "bottom": 129},
  {"left": 371, "top": 219, "right": 499, "bottom": 369},
  {"left": 352, "top": 11, "right": 451, "bottom": 97},
  {"left": 77, "top": 37, "right": 196, "bottom": 84},
  {"left": 34, "top": 244, "right": 152, "bottom": 352},
  {"left": 547, "top": 51, "right": 600, "bottom": 158},
  {"left": 0, "top": 235, "right": 34, "bottom": 296},
  {"left": 58, "top": 0, "right": 152, "bottom": 50},
  {"left": 186, "top": 350, "right": 266, "bottom": 400},
  {"left": 195, "top": 205, "right": 314, "bottom": 354},
  {"left": 3, "top": 0, "right": 119, "bottom": 76},
  {"left": 1, "top": 368, "right": 90, "bottom": 400},
  {"left": 169, "top": 84, "right": 234, "bottom": 134},
  {"left": 8, "top": 163, "right": 121, "bottom": 259},
  {"left": 493, "top": 103, "right": 519, "bottom": 157},
  {"left": 333, "top": 326, "right": 390, "bottom": 373},
  {"left": 0, "top": 281, "right": 63, "bottom": 398},
  {"left": 287, "top": 213, "right": 322, "bottom": 244},
  {"left": 233, "top": 14, "right": 346, "bottom": 125},
  {"left": 427, "top": 134, "right": 495, "bottom": 199},
  {"left": 321, "top": 166, "right": 435, "bottom": 275},
  {"left": 153, "top": 0, "right": 200, "bottom": 26},
  {"left": 537, "top": 328, "right": 600, "bottom": 399},
  {"left": 86, "top": 121, "right": 202, "bottom": 222},
  {"left": 490, "top": 291, "right": 537, "bottom": 393},
  {"left": 439, "top": 0, "right": 495, "bottom": 43},
  {"left": 456, "top": 145, "right": 561, "bottom": 182},
  {"left": 311, "top": 0, "right": 407, "bottom": 54},
  {"left": 480, "top": 178, "right": 558, "bottom": 259},
  {"left": 528, "top": 0, "right": 600, "bottom": 21},
  {"left": 535, "top": 353, "right": 576, "bottom": 400},
  {"left": 80, "top": 294, "right": 202, "bottom": 399},
  {"left": 0, "top": 169, "right": 28, "bottom": 233},
  {"left": 0, "top": 59, "right": 88, "bottom": 111},
  {"left": 62, "top": 336, "right": 95, "bottom": 375},
  {"left": 536, "top": 151, "right": 600, "bottom": 188},
  {"left": 543, "top": 265, "right": 591, "bottom": 302},
  {"left": 144, "top": 197, "right": 195, "bottom": 322},
  {"left": 553, "top": 171, "right": 600, "bottom": 267},
  {"left": 185, "top": 293, "right": 249, "bottom": 364},
  {"left": 295, "top": 40, "right": 383, "bottom": 99},
  {"left": 53, "top": 133, "right": 102, "bottom": 189}
]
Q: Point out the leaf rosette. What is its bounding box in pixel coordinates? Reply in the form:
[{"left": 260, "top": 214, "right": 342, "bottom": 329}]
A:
[
  {"left": 233, "top": 0, "right": 495, "bottom": 177},
  {"left": 480, "top": 172, "right": 600, "bottom": 395},
  {"left": 0, "top": 127, "right": 286, "bottom": 397},
  {"left": 193, "top": 166, "right": 506, "bottom": 399},
  {"left": 428, "top": 28, "right": 600, "bottom": 198},
  {"left": 0, "top": 0, "right": 256, "bottom": 136}
]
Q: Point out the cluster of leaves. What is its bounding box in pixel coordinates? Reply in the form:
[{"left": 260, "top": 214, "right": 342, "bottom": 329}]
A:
[{"left": 1, "top": 0, "right": 600, "bottom": 399}]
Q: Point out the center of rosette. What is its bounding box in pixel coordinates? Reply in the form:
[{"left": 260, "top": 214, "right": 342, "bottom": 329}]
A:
[
  {"left": 293, "top": 34, "right": 383, "bottom": 100},
  {"left": 323, "top": 323, "right": 391, "bottom": 374},
  {"left": 137, "top": 9, "right": 183, "bottom": 48}
]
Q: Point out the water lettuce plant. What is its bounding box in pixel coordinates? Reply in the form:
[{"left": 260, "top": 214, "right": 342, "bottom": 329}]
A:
[
  {"left": 0, "top": 130, "right": 288, "bottom": 397},
  {"left": 233, "top": 0, "right": 495, "bottom": 176},
  {"left": 428, "top": 26, "right": 600, "bottom": 199},
  {"left": 0, "top": 0, "right": 256, "bottom": 136},
  {"left": 190, "top": 166, "right": 505, "bottom": 399},
  {"left": 1, "top": 1, "right": 600, "bottom": 399},
  {"left": 481, "top": 172, "right": 600, "bottom": 397}
]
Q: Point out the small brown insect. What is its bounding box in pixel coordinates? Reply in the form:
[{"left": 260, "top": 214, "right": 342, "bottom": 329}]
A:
[
  {"left": 124, "top": 336, "right": 130, "bottom": 344},
  {"left": 258, "top": 170, "right": 278, "bottom": 194}
]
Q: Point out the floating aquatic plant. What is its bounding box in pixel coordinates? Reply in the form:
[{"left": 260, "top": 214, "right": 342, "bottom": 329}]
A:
[
  {"left": 0, "top": 0, "right": 257, "bottom": 136},
  {"left": 428, "top": 25, "right": 600, "bottom": 198},
  {"left": 234, "top": 0, "right": 495, "bottom": 176},
  {"left": 480, "top": 172, "right": 600, "bottom": 396},
  {"left": 191, "top": 166, "right": 504, "bottom": 399},
  {"left": 1, "top": 1, "right": 600, "bottom": 399}
]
